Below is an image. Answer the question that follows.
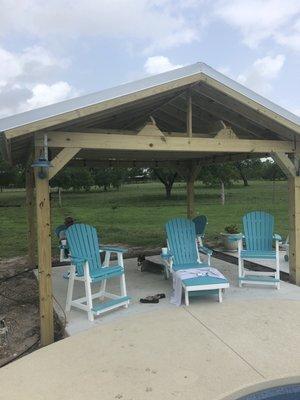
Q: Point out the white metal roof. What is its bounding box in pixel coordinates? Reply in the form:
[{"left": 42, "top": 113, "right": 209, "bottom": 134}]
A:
[{"left": 0, "top": 62, "right": 299, "bottom": 134}]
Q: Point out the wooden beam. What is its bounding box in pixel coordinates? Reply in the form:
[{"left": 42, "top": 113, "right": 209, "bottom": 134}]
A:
[
  {"left": 272, "top": 153, "right": 296, "bottom": 178},
  {"left": 49, "top": 147, "right": 80, "bottom": 180},
  {"left": 69, "top": 152, "right": 259, "bottom": 169},
  {"left": 35, "top": 156, "right": 54, "bottom": 346},
  {"left": 26, "top": 160, "right": 36, "bottom": 268},
  {"left": 186, "top": 88, "right": 192, "bottom": 137},
  {"left": 38, "top": 132, "right": 294, "bottom": 154},
  {"left": 288, "top": 176, "right": 300, "bottom": 285},
  {"left": 73, "top": 127, "right": 213, "bottom": 137},
  {"left": 192, "top": 89, "right": 277, "bottom": 139},
  {"left": 198, "top": 82, "right": 299, "bottom": 138}
]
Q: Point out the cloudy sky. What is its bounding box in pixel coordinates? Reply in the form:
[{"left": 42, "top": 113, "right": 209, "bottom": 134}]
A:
[{"left": 0, "top": 0, "right": 299, "bottom": 118}]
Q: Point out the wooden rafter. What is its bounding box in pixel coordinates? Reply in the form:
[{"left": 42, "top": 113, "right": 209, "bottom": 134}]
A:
[
  {"left": 186, "top": 88, "right": 192, "bottom": 137},
  {"left": 192, "top": 89, "right": 276, "bottom": 139},
  {"left": 197, "top": 82, "right": 297, "bottom": 139}
]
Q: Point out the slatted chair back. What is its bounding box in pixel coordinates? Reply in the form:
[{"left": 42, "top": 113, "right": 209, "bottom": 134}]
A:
[
  {"left": 165, "top": 218, "right": 198, "bottom": 266},
  {"left": 243, "top": 211, "right": 274, "bottom": 252},
  {"left": 193, "top": 215, "right": 207, "bottom": 236},
  {"left": 66, "top": 223, "right": 101, "bottom": 276},
  {"left": 54, "top": 224, "right": 66, "bottom": 238}
]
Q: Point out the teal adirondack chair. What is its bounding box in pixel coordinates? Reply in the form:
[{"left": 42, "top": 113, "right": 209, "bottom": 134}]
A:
[
  {"left": 193, "top": 215, "right": 207, "bottom": 242},
  {"left": 65, "top": 223, "right": 130, "bottom": 321},
  {"left": 233, "top": 211, "right": 281, "bottom": 288},
  {"left": 193, "top": 215, "right": 211, "bottom": 265},
  {"left": 162, "top": 218, "right": 228, "bottom": 305}
]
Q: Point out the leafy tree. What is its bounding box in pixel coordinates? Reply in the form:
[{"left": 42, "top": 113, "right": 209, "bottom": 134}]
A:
[
  {"left": 150, "top": 167, "right": 178, "bottom": 199},
  {"left": 110, "top": 168, "right": 127, "bottom": 190},
  {"left": 261, "top": 160, "right": 285, "bottom": 180},
  {"left": 70, "top": 167, "right": 94, "bottom": 191},
  {"left": 235, "top": 161, "right": 249, "bottom": 186},
  {"left": 93, "top": 167, "right": 127, "bottom": 191},
  {"left": 51, "top": 167, "right": 94, "bottom": 191},
  {"left": 234, "top": 159, "right": 269, "bottom": 184},
  {"left": 93, "top": 168, "right": 111, "bottom": 191},
  {"left": 0, "top": 155, "right": 17, "bottom": 190},
  {"left": 51, "top": 168, "right": 72, "bottom": 190},
  {"left": 199, "top": 163, "right": 239, "bottom": 205}
]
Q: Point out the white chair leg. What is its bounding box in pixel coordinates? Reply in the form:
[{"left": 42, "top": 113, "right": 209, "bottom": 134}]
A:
[
  {"left": 164, "top": 265, "right": 170, "bottom": 280},
  {"left": 218, "top": 289, "right": 223, "bottom": 303},
  {"left": 103, "top": 251, "right": 111, "bottom": 267},
  {"left": 65, "top": 267, "right": 75, "bottom": 313},
  {"left": 120, "top": 273, "right": 128, "bottom": 308},
  {"left": 275, "top": 240, "right": 280, "bottom": 290},
  {"left": 84, "top": 278, "right": 94, "bottom": 322},
  {"left": 100, "top": 279, "right": 107, "bottom": 298},
  {"left": 184, "top": 289, "right": 189, "bottom": 306},
  {"left": 238, "top": 258, "right": 244, "bottom": 288}
]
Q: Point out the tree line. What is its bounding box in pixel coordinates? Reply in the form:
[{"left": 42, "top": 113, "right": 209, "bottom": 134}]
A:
[{"left": 0, "top": 153, "right": 286, "bottom": 195}]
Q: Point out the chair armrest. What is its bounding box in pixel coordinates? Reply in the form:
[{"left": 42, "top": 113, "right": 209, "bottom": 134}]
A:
[
  {"left": 70, "top": 255, "right": 92, "bottom": 263},
  {"left": 228, "top": 234, "right": 244, "bottom": 242},
  {"left": 99, "top": 245, "right": 128, "bottom": 254},
  {"left": 273, "top": 234, "right": 282, "bottom": 241},
  {"left": 198, "top": 246, "right": 213, "bottom": 256},
  {"left": 161, "top": 252, "right": 173, "bottom": 260}
]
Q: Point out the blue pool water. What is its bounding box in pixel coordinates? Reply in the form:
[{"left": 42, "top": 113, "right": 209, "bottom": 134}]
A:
[{"left": 238, "top": 384, "right": 300, "bottom": 399}]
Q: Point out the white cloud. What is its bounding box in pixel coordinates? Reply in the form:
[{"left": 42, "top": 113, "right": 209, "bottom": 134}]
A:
[
  {"left": 214, "top": 0, "right": 300, "bottom": 49},
  {"left": 20, "top": 82, "right": 77, "bottom": 112},
  {"left": 237, "top": 54, "right": 285, "bottom": 95},
  {"left": 143, "top": 28, "right": 198, "bottom": 54},
  {"left": 0, "top": 45, "right": 76, "bottom": 117},
  {"left": 275, "top": 18, "right": 300, "bottom": 51},
  {"left": 0, "top": 0, "right": 200, "bottom": 54},
  {"left": 144, "top": 56, "right": 183, "bottom": 74},
  {"left": 0, "top": 45, "right": 69, "bottom": 87}
]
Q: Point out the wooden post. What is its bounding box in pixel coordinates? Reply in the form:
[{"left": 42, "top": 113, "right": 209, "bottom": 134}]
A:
[
  {"left": 288, "top": 176, "right": 300, "bottom": 285},
  {"left": 186, "top": 88, "right": 192, "bottom": 138},
  {"left": 35, "top": 163, "right": 54, "bottom": 346},
  {"left": 174, "top": 161, "right": 200, "bottom": 219},
  {"left": 26, "top": 164, "right": 36, "bottom": 267}
]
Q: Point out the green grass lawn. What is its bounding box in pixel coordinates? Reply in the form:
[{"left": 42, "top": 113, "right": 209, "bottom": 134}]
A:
[{"left": 0, "top": 180, "right": 289, "bottom": 259}]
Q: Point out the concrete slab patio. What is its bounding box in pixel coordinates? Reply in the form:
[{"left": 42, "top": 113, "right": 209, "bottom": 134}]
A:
[
  {"left": 3, "top": 256, "right": 299, "bottom": 400},
  {"left": 52, "top": 255, "right": 298, "bottom": 336}
]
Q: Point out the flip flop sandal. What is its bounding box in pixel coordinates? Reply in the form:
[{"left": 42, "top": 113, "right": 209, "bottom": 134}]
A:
[
  {"left": 155, "top": 293, "right": 166, "bottom": 299},
  {"left": 140, "top": 296, "right": 159, "bottom": 304}
]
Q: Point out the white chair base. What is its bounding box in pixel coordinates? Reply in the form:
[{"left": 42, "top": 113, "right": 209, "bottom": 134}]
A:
[
  {"left": 65, "top": 266, "right": 129, "bottom": 321},
  {"left": 182, "top": 282, "right": 229, "bottom": 306},
  {"left": 237, "top": 235, "right": 281, "bottom": 290}
]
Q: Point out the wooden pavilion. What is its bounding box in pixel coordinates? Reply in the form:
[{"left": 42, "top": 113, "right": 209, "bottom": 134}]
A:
[{"left": 0, "top": 62, "right": 299, "bottom": 347}]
